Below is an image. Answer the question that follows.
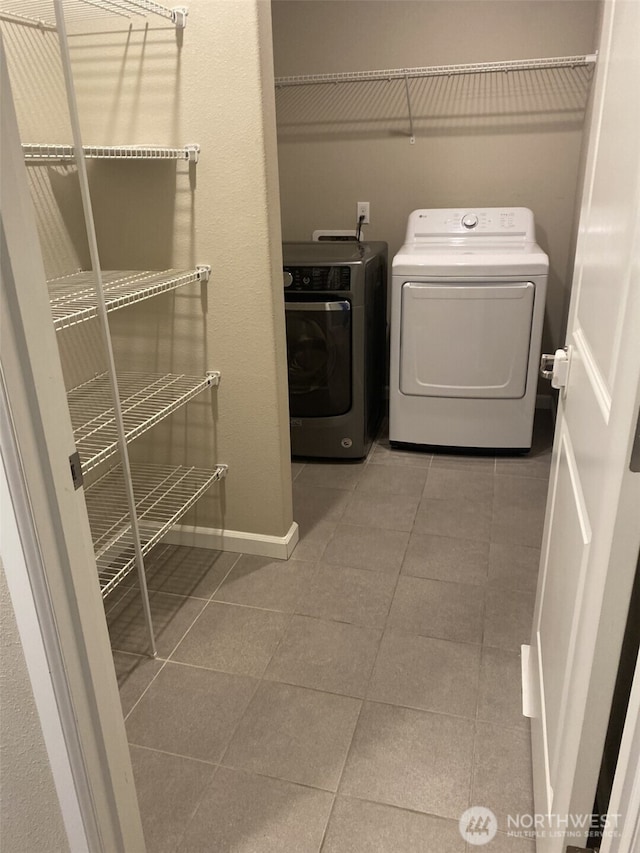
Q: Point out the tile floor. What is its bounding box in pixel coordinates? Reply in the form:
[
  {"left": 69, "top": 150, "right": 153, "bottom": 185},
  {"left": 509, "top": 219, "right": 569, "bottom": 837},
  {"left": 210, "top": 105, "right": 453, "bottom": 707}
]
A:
[{"left": 110, "top": 413, "right": 553, "bottom": 852}]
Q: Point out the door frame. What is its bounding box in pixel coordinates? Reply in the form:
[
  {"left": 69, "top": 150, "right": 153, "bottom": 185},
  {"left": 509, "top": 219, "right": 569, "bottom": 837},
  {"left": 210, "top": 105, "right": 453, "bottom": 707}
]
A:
[
  {"left": 0, "top": 34, "right": 145, "bottom": 852},
  {"left": 600, "top": 642, "right": 640, "bottom": 853}
]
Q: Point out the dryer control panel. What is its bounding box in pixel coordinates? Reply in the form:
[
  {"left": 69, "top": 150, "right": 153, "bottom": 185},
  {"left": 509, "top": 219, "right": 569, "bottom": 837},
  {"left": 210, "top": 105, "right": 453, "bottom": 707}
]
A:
[
  {"left": 405, "top": 207, "right": 536, "bottom": 243},
  {"left": 283, "top": 266, "right": 351, "bottom": 291}
]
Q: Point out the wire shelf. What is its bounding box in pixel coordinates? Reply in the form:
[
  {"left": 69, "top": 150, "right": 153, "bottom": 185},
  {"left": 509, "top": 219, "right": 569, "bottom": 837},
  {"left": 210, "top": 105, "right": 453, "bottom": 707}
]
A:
[
  {"left": 22, "top": 143, "right": 199, "bottom": 162},
  {"left": 86, "top": 462, "right": 227, "bottom": 598},
  {"left": 68, "top": 371, "right": 219, "bottom": 473},
  {"left": 275, "top": 54, "right": 598, "bottom": 88},
  {"left": 0, "top": 0, "right": 188, "bottom": 30},
  {"left": 48, "top": 267, "right": 210, "bottom": 331}
]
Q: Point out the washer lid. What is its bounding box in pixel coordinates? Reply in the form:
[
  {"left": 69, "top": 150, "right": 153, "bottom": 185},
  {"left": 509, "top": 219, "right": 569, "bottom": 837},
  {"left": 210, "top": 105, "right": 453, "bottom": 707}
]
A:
[{"left": 283, "top": 241, "right": 387, "bottom": 265}]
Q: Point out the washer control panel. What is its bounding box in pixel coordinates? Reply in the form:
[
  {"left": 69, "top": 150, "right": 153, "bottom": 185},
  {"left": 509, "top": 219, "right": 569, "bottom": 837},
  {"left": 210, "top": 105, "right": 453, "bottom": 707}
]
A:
[{"left": 283, "top": 266, "right": 351, "bottom": 291}]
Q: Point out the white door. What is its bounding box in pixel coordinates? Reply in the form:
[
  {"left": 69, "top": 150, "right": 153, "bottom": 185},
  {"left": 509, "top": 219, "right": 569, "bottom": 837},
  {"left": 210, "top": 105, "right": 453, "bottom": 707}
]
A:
[{"left": 527, "top": 0, "right": 640, "bottom": 850}]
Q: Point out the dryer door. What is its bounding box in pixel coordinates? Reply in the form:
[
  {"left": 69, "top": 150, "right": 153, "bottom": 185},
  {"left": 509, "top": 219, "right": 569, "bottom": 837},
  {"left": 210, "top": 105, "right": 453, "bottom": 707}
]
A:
[{"left": 400, "top": 281, "right": 535, "bottom": 398}]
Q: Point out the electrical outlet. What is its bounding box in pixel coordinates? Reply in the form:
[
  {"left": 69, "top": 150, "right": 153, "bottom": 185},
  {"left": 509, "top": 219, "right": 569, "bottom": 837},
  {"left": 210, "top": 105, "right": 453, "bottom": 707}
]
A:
[{"left": 357, "top": 202, "right": 370, "bottom": 224}]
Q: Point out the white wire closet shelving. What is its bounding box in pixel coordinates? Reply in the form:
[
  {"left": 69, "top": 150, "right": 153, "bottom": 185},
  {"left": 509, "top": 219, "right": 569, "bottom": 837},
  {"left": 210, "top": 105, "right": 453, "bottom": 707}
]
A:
[
  {"left": 85, "top": 462, "right": 227, "bottom": 598},
  {"left": 48, "top": 267, "right": 211, "bottom": 331},
  {"left": 22, "top": 143, "right": 200, "bottom": 162},
  {"left": 2, "top": 0, "right": 214, "bottom": 656},
  {"left": 275, "top": 53, "right": 597, "bottom": 144},
  {"left": 0, "top": 0, "right": 188, "bottom": 30},
  {"left": 68, "top": 370, "right": 220, "bottom": 473},
  {"left": 274, "top": 54, "right": 598, "bottom": 88}
]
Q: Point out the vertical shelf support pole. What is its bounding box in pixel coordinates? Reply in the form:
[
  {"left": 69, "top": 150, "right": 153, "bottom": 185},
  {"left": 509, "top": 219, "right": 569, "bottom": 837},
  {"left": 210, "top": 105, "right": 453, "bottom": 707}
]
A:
[{"left": 54, "top": 0, "right": 157, "bottom": 658}]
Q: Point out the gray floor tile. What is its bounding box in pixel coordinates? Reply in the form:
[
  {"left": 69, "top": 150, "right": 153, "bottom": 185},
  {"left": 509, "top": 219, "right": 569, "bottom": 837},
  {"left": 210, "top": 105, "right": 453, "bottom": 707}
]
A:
[
  {"left": 296, "top": 562, "right": 397, "bottom": 628},
  {"left": 340, "top": 702, "right": 474, "bottom": 818},
  {"left": 143, "top": 544, "right": 239, "bottom": 598},
  {"left": 130, "top": 746, "right": 216, "bottom": 853},
  {"left": 342, "top": 491, "right": 421, "bottom": 532},
  {"left": 290, "top": 461, "right": 306, "bottom": 481},
  {"left": 492, "top": 477, "right": 548, "bottom": 547},
  {"left": 117, "top": 454, "right": 547, "bottom": 846},
  {"left": 423, "top": 468, "right": 495, "bottom": 503},
  {"left": 112, "top": 651, "right": 164, "bottom": 717},
  {"left": 402, "top": 533, "right": 489, "bottom": 585},
  {"left": 414, "top": 498, "right": 492, "bottom": 542},
  {"left": 126, "top": 662, "right": 256, "bottom": 762},
  {"left": 322, "top": 796, "right": 465, "bottom": 853},
  {"left": 488, "top": 543, "right": 541, "bottom": 594},
  {"left": 177, "top": 766, "right": 333, "bottom": 853},
  {"left": 222, "top": 681, "right": 361, "bottom": 791},
  {"left": 508, "top": 833, "right": 538, "bottom": 852},
  {"left": 295, "top": 461, "right": 365, "bottom": 491},
  {"left": 471, "top": 722, "right": 533, "bottom": 831},
  {"left": 430, "top": 453, "right": 496, "bottom": 473},
  {"left": 293, "top": 484, "right": 354, "bottom": 532},
  {"left": 265, "top": 615, "right": 381, "bottom": 698},
  {"left": 170, "top": 602, "right": 290, "bottom": 677},
  {"left": 213, "top": 554, "right": 317, "bottom": 612},
  {"left": 369, "top": 442, "right": 432, "bottom": 468},
  {"left": 466, "top": 831, "right": 537, "bottom": 853},
  {"left": 107, "top": 589, "right": 206, "bottom": 658},
  {"left": 323, "top": 523, "right": 409, "bottom": 575},
  {"left": 356, "top": 464, "right": 428, "bottom": 497},
  {"left": 388, "top": 576, "right": 484, "bottom": 645},
  {"left": 484, "top": 588, "right": 535, "bottom": 652},
  {"left": 291, "top": 519, "right": 337, "bottom": 562},
  {"left": 495, "top": 452, "right": 551, "bottom": 481},
  {"left": 368, "top": 631, "right": 481, "bottom": 718},
  {"left": 477, "top": 646, "right": 528, "bottom": 732}
]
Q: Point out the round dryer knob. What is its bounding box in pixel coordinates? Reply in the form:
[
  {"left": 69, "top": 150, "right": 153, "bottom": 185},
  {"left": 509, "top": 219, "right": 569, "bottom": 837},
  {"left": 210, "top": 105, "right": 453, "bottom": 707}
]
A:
[
  {"left": 462, "top": 214, "right": 479, "bottom": 229},
  {"left": 283, "top": 270, "right": 293, "bottom": 288}
]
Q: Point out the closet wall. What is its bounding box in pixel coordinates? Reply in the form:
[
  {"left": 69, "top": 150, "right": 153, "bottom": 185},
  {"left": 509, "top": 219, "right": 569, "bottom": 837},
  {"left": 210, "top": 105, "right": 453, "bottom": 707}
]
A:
[
  {"left": 272, "top": 0, "right": 601, "bottom": 355},
  {"left": 3, "top": 0, "right": 293, "bottom": 547}
]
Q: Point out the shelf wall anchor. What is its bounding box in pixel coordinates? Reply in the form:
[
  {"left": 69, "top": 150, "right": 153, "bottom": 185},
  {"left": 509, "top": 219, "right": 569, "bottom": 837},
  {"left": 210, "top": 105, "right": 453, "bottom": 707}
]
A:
[
  {"left": 196, "top": 264, "right": 211, "bottom": 282},
  {"left": 171, "top": 6, "right": 188, "bottom": 28},
  {"left": 206, "top": 370, "right": 221, "bottom": 387}
]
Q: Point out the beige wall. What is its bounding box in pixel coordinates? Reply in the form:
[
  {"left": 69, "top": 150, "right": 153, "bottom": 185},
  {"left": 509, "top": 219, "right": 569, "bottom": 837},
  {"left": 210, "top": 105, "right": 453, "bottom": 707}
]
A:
[
  {"left": 0, "top": 563, "right": 69, "bottom": 853},
  {"left": 80, "top": 0, "right": 292, "bottom": 538},
  {"left": 272, "top": 0, "right": 601, "bottom": 354},
  {"left": 2, "top": 0, "right": 292, "bottom": 541}
]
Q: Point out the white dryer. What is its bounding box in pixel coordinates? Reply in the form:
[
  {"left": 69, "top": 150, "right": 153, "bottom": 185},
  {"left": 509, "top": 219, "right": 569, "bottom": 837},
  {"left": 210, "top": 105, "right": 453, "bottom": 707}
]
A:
[{"left": 389, "top": 207, "right": 548, "bottom": 450}]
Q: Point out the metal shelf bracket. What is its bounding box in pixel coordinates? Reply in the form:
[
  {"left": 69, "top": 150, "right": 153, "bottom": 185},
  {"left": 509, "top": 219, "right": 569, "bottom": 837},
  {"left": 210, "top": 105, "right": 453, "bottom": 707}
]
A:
[
  {"left": 403, "top": 74, "right": 415, "bottom": 144},
  {"left": 196, "top": 264, "right": 211, "bottom": 282},
  {"left": 171, "top": 6, "right": 188, "bottom": 28},
  {"left": 206, "top": 370, "right": 221, "bottom": 387},
  {"left": 185, "top": 143, "right": 199, "bottom": 163}
]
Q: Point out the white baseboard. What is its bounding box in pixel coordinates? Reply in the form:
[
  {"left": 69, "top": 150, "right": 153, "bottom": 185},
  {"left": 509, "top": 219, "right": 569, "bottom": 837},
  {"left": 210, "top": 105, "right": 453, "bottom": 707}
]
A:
[{"left": 163, "top": 521, "right": 300, "bottom": 560}]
